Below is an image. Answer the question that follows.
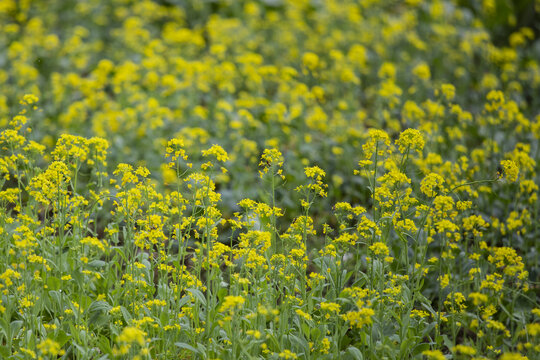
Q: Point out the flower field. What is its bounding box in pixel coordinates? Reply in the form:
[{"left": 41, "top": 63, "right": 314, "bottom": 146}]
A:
[{"left": 1, "top": 0, "right": 539, "bottom": 359}]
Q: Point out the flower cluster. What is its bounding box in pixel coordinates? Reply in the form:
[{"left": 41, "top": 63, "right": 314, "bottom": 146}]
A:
[{"left": 0, "top": 0, "right": 538, "bottom": 359}]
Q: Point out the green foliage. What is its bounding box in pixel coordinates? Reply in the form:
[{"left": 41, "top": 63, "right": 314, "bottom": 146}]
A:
[{"left": 0, "top": 0, "right": 539, "bottom": 359}]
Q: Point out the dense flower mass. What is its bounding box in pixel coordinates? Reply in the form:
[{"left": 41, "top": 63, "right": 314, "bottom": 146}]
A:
[{"left": 0, "top": 0, "right": 539, "bottom": 359}]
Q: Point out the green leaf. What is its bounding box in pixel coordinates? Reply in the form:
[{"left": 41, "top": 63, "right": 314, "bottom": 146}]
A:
[
  {"left": 266, "top": 330, "right": 281, "bottom": 349},
  {"left": 498, "top": 300, "right": 519, "bottom": 321},
  {"left": 73, "top": 341, "right": 88, "bottom": 357},
  {"left": 87, "top": 301, "right": 111, "bottom": 327},
  {"left": 288, "top": 334, "right": 309, "bottom": 354},
  {"left": 442, "top": 334, "right": 453, "bottom": 349},
  {"left": 186, "top": 288, "right": 207, "bottom": 306},
  {"left": 177, "top": 295, "right": 193, "bottom": 309},
  {"left": 311, "top": 327, "right": 321, "bottom": 341},
  {"left": 175, "top": 342, "right": 200, "bottom": 354},
  {"left": 399, "top": 337, "right": 415, "bottom": 357},
  {"left": 301, "top": 323, "right": 310, "bottom": 337},
  {"left": 0, "top": 318, "right": 9, "bottom": 337},
  {"left": 79, "top": 294, "right": 93, "bottom": 311},
  {"left": 53, "top": 330, "right": 71, "bottom": 347},
  {"left": 0, "top": 347, "right": 9, "bottom": 358},
  {"left": 47, "top": 276, "right": 61, "bottom": 291},
  {"left": 217, "top": 287, "right": 228, "bottom": 303},
  {"left": 10, "top": 320, "right": 23, "bottom": 337},
  {"left": 48, "top": 290, "right": 63, "bottom": 308},
  {"left": 120, "top": 306, "right": 132, "bottom": 323},
  {"left": 196, "top": 342, "right": 207, "bottom": 354},
  {"left": 347, "top": 346, "right": 364, "bottom": 360},
  {"left": 88, "top": 300, "right": 112, "bottom": 313},
  {"left": 97, "top": 335, "right": 113, "bottom": 355},
  {"left": 412, "top": 343, "right": 430, "bottom": 357},
  {"left": 88, "top": 260, "right": 107, "bottom": 268}
]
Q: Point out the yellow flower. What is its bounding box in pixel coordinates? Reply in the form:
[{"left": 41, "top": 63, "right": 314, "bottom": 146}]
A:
[
  {"left": 420, "top": 173, "right": 445, "bottom": 197},
  {"left": 343, "top": 307, "right": 374, "bottom": 329},
  {"left": 362, "top": 129, "right": 391, "bottom": 159},
  {"left": 453, "top": 344, "right": 476, "bottom": 355},
  {"left": 500, "top": 160, "right": 519, "bottom": 182},
  {"left": 202, "top": 144, "right": 229, "bottom": 162},
  {"left": 220, "top": 295, "right": 245, "bottom": 312},
  {"left": 20, "top": 94, "right": 39, "bottom": 105},
  {"left": 396, "top": 128, "right": 425, "bottom": 154},
  {"left": 19, "top": 294, "right": 37, "bottom": 308},
  {"left": 117, "top": 326, "right": 146, "bottom": 346},
  {"left": 304, "top": 166, "right": 325, "bottom": 180},
  {"left": 319, "top": 337, "right": 331, "bottom": 354},
  {"left": 80, "top": 236, "right": 107, "bottom": 252},
  {"left": 320, "top": 302, "right": 341, "bottom": 314},
  {"left": 378, "top": 62, "right": 396, "bottom": 79},
  {"left": 438, "top": 274, "right": 450, "bottom": 289},
  {"left": 302, "top": 52, "right": 319, "bottom": 71},
  {"left": 369, "top": 242, "right": 389, "bottom": 256},
  {"left": 28, "top": 161, "right": 72, "bottom": 207},
  {"left": 295, "top": 309, "right": 312, "bottom": 321},
  {"left": 422, "top": 349, "right": 445, "bottom": 360},
  {"left": 468, "top": 292, "right": 488, "bottom": 306},
  {"left": 259, "top": 148, "right": 285, "bottom": 179},
  {"left": 19, "top": 348, "right": 36, "bottom": 358},
  {"left": 37, "top": 338, "right": 64, "bottom": 356},
  {"left": 279, "top": 349, "right": 298, "bottom": 359},
  {"left": 440, "top": 83, "right": 456, "bottom": 101},
  {"left": 51, "top": 134, "right": 89, "bottom": 164},
  {"left": 295, "top": 166, "right": 328, "bottom": 197},
  {"left": 412, "top": 63, "right": 431, "bottom": 80},
  {"left": 499, "top": 353, "right": 528, "bottom": 360},
  {"left": 166, "top": 138, "right": 188, "bottom": 163}
]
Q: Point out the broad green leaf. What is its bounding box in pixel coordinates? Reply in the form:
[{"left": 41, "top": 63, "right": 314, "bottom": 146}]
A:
[
  {"left": 347, "top": 346, "right": 364, "bottom": 360},
  {"left": 175, "top": 342, "right": 200, "bottom": 354},
  {"left": 186, "top": 288, "right": 207, "bottom": 306}
]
